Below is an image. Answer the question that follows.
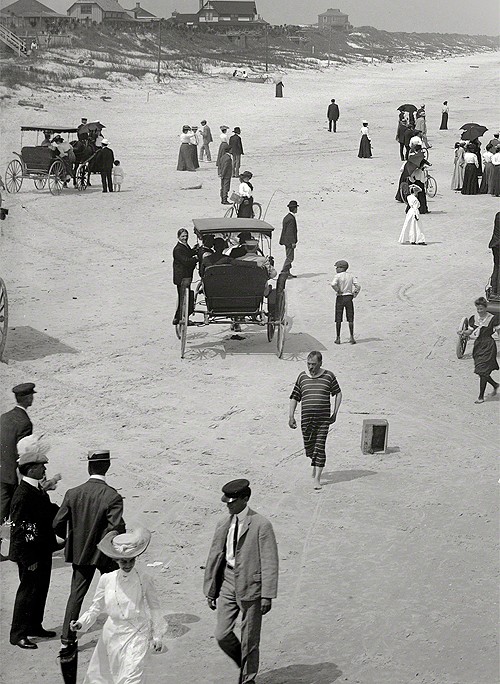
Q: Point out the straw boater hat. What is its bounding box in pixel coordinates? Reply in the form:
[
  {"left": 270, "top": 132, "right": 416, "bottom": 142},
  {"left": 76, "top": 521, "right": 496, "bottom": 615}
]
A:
[{"left": 98, "top": 526, "right": 151, "bottom": 560}]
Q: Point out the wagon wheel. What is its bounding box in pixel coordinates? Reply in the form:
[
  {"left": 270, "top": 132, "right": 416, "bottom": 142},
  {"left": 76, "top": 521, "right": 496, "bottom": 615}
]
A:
[
  {"left": 34, "top": 176, "right": 47, "bottom": 190},
  {"left": 5, "top": 160, "right": 23, "bottom": 193},
  {"left": 48, "top": 159, "right": 65, "bottom": 196},
  {"left": 456, "top": 316, "right": 468, "bottom": 359},
  {"left": 426, "top": 175, "right": 437, "bottom": 198},
  {"left": 179, "top": 286, "right": 189, "bottom": 359},
  {"left": 252, "top": 202, "right": 262, "bottom": 220},
  {"left": 75, "top": 164, "right": 88, "bottom": 191},
  {"left": 276, "top": 289, "right": 287, "bottom": 358},
  {"left": 0, "top": 277, "right": 8, "bottom": 361}
]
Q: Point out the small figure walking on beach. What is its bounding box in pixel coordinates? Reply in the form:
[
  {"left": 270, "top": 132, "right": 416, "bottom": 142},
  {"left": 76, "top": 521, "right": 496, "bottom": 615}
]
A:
[
  {"left": 330, "top": 260, "right": 361, "bottom": 345},
  {"left": 275, "top": 79, "right": 284, "bottom": 98},
  {"left": 358, "top": 121, "right": 372, "bottom": 158},
  {"left": 112, "top": 160, "right": 124, "bottom": 192},
  {"left": 440, "top": 101, "right": 449, "bottom": 130},
  {"left": 399, "top": 185, "right": 426, "bottom": 245},
  {"left": 289, "top": 351, "right": 342, "bottom": 490}
]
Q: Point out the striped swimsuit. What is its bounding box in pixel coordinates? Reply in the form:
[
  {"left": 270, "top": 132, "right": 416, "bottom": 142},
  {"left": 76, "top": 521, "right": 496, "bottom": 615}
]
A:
[{"left": 290, "top": 370, "right": 341, "bottom": 468}]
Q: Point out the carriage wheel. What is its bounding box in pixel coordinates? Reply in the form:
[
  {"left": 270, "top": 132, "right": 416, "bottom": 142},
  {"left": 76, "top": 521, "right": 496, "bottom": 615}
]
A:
[
  {"left": 276, "top": 289, "right": 287, "bottom": 358},
  {"left": 76, "top": 165, "right": 88, "bottom": 191},
  {"left": 5, "top": 160, "right": 23, "bottom": 194},
  {"left": 224, "top": 205, "right": 235, "bottom": 218},
  {"left": 426, "top": 175, "right": 437, "bottom": 198},
  {"left": 48, "top": 160, "right": 65, "bottom": 195},
  {"left": 34, "top": 176, "right": 47, "bottom": 190},
  {"left": 456, "top": 316, "right": 468, "bottom": 359},
  {"left": 267, "top": 320, "right": 275, "bottom": 342},
  {"left": 0, "top": 278, "right": 8, "bottom": 361},
  {"left": 179, "top": 287, "right": 189, "bottom": 359},
  {"left": 253, "top": 202, "right": 262, "bottom": 220}
]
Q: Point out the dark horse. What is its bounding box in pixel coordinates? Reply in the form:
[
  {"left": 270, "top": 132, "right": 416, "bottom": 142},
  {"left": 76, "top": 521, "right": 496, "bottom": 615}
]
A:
[{"left": 70, "top": 137, "right": 100, "bottom": 187}]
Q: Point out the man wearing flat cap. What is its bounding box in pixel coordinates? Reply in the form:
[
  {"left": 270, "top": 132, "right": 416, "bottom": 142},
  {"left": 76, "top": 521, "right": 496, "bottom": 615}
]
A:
[
  {"left": 53, "top": 449, "right": 125, "bottom": 653},
  {"left": 204, "top": 479, "right": 278, "bottom": 684},
  {"left": 279, "top": 200, "right": 299, "bottom": 278},
  {"left": 9, "top": 435, "right": 59, "bottom": 649},
  {"left": 1, "top": 383, "right": 36, "bottom": 560}
]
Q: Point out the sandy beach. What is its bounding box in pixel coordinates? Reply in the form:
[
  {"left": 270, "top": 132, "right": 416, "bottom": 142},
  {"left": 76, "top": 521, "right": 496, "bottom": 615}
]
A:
[{"left": 0, "top": 50, "right": 499, "bottom": 684}]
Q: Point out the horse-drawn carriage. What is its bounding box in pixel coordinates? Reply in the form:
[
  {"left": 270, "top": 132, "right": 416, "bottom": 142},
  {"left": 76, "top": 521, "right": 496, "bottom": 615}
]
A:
[
  {"left": 176, "top": 218, "right": 288, "bottom": 359},
  {"left": 4, "top": 123, "right": 104, "bottom": 196}
]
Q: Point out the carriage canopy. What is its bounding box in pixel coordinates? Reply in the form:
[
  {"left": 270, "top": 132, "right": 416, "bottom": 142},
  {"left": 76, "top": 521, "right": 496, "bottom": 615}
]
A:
[
  {"left": 192, "top": 218, "right": 274, "bottom": 237},
  {"left": 21, "top": 126, "right": 79, "bottom": 133}
]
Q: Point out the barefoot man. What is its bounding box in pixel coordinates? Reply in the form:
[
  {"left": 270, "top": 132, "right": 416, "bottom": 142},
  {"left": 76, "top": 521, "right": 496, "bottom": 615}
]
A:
[{"left": 289, "top": 351, "right": 342, "bottom": 489}]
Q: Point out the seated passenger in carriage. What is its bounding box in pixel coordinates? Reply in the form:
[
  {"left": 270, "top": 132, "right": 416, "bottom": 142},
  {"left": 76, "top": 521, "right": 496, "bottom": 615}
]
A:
[
  {"left": 50, "top": 135, "right": 74, "bottom": 182},
  {"left": 234, "top": 237, "right": 277, "bottom": 278},
  {"left": 40, "top": 130, "right": 52, "bottom": 147},
  {"left": 202, "top": 237, "right": 233, "bottom": 272}
]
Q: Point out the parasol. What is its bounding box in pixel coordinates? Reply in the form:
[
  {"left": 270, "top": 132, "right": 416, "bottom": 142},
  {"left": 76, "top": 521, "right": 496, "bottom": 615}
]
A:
[
  {"left": 461, "top": 125, "right": 488, "bottom": 141},
  {"left": 460, "top": 123, "right": 482, "bottom": 130},
  {"left": 406, "top": 151, "right": 425, "bottom": 171},
  {"left": 78, "top": 121, "right": 105, "bottom": 136},
  {"left": 397, "top": 104, "right": 417, "bottom": 113}
]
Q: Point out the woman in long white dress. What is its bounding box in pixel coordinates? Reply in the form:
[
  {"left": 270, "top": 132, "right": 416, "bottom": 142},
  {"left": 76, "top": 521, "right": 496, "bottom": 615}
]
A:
[
  {"left": 71, "top": 527, "right": 165, "bottom": 684},
  {"left": 399, "top": 185, "right": 426, "bottom": 245}
]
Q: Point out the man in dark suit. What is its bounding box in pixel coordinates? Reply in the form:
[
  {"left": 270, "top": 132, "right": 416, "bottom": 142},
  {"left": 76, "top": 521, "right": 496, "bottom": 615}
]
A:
[
  {"left": 1, "top": 382, "right": 35, "bottom": 561},
  {"left": 229, "top": 127, "right": 244, "bottom": 178},
  {"left": 9, "top": 435, "right": 58, "bottom": 649},
  {"left": 96, "top": 138, "right": 114, "bottom": 192},
  {"left": 204, "top": 479, "right": 278, "bottom": 684},
  {"left": 172, "top": 227, "right": 198, "bottom": 325},
  {"left": 327, "top": 98, "right": 340, "bottom": 132},
  {"left": 279, "top": 200, "right": 299, "bottom": 278},
  {"left": 53, "top": 450, "right": 125, "bottom": 652},
  {"left": 219, "top": 144, "right": 233, "bottom": 205}
]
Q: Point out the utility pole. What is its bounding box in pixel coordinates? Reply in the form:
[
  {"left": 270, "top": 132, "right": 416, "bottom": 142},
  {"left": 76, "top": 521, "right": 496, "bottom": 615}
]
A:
[
  {"left": 156, "top": 19, "right": 162, "bottom": 83},
  {"left": 265, "top": 24, "right": 268, "bottom": 72},
  {"left": 327, "top": 24, "right": 332, "bottom": 67}
]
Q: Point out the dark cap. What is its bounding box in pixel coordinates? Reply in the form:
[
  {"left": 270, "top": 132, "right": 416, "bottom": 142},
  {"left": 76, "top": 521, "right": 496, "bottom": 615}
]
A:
[
  {"left": 335, "top": 260, "right": 349, "bottom": 269},
  {"left": 237, "top": 231, "right": 252, "bottom": 242},
  {"left": 233, "top": 127, "right": 241, "bottom": 133},
  {"left": 287, "top": 200, "right": 299, "bottom": 208},
  {"left": 88, "top": 450, "right": 111, "bottom": 462},
  {"left": 13, "top": 382, "right": 36, "bottom": 397},
  {"left": 221, "top": 478, "right": 250, "bottom": 503}
]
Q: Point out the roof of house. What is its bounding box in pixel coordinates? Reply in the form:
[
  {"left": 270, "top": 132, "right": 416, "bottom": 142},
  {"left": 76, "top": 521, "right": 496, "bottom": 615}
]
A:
[
  {"left": 68, "top": 0, "right": 129, "bottom": 13},
  {"left": 125, "top": 2, "right": 155, "bottom": 17},
  {"left": 200, "top": 1, "right": 257, "bottom": 15},
  {"left": 169, "top": 11, "right": 198, "bottom": 22},
  {"left": 0, "top": 0, "right": 63, "bottom": 17},
  {"left": 318, "top": 8, "right": 348, "bottom": 17}
]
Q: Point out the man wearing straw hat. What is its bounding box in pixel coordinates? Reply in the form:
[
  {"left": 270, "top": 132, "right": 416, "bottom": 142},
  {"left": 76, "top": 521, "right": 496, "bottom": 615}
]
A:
[
  {"left": 9, "top": 435, "right": 59, "bottom": 649},
  {"left": 204, "top": 479, "right": 279, "bottom": 684},
  {"left": 53, "top": 449, "right": 125, "bottom": 655}
]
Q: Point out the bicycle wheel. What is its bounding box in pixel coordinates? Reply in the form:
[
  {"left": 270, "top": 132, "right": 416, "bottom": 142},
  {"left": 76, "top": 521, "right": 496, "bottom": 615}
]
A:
[
  {"left": 224, "top": 205, "right": 235, "bottom": 218},
  {"left": 426, "top": 175, "right": 437, "bottom": 198},
  {"left": 252, "top": 203, "right": 262, "bottom": 219},
  {"left": 456, "top": 317, "right": 468, "bottom": 359}
]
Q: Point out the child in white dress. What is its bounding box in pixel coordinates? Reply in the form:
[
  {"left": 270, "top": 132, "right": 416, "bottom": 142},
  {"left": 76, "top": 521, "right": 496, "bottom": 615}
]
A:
[
  {"left": 399, "top": 185, "right": 426, "bottom": 245},
  {"left": 112, "top": 160, "right": 125, "bottom": 192}
]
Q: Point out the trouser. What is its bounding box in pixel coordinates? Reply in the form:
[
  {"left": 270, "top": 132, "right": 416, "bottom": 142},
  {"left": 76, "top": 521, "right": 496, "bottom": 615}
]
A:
[
  {"left": 491, "top": 246, "right": 500, "bottom": 295},
  {"left": 232, "top": 154, "right": 241, "bottom": 178},
  {"left": 200, "top": 143, "right": 211, "bottom": 162},
  {"left": 281, "top": 245, "right": 295, "bottom": 273},
  {"left": 328, "top": 119, "right": 337, "bottom": 132},
  {"left": 10, "top": 555, "right": 52, "bottom": 643},
  {"left": 174, "top": 278, "right": 193, "bottom": 322},
  {"left": 1, "top": 481, "right": 17, "bottom": 527},
  {"left": 399, "top": 142, "right": 405, "bottom": 160},
  {"left": 215, "top": 566, "right": 262, "bottom": 684},
  {"left": 221, "top": 175, "right": 231, "bottom": 202},
  {"left": 61, "top": 561, "right": 116, "bottom": 643},
  {"left": 100, "top": 170, "right": 113, "bottom": 192}
]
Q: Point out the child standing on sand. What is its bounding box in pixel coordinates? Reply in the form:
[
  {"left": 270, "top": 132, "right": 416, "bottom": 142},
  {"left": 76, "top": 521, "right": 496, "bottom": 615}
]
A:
[
  {"left": 330, "top": 260, "right": 361, "bottom": 344},
  {"left": 112, "top": 160, "right": 125, "bottom": 192}
]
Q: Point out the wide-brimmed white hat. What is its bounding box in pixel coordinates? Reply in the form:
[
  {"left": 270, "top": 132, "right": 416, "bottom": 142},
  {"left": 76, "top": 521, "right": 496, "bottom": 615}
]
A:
[
  {"left": 17, "top": 435, "right": 50, "bottom": 467},
  {"left": 98, "top": 526, "right": 151, "bottom": 559}
]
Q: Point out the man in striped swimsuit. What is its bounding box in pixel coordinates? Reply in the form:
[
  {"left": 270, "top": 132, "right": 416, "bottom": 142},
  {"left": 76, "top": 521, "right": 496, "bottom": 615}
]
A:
[{"left": 289, "top": 351, "right": 342, "bottom": 490}]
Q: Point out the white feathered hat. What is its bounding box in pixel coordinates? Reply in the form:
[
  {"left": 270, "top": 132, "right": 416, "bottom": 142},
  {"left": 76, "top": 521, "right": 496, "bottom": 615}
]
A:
[{"left": 17, "top": 434, "right": 50, "bottom": 467}]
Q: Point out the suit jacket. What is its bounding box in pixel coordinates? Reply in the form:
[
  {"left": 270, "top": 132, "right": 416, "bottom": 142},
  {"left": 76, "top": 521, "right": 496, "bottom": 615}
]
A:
[
  {"left": 173, "top": 242, "right": 197, "bottom": 285},
  {"left": 53, "top": 478, "right": 125, "bottom": 566},
  {"left": 202, "top": 125, "right": 213, "bottom": 144},
  {"left": 229, "top": 133, "right": 244, "bottom": 156},
  {"left": 9, "top": 480, "right": 59, "bottom": 566},
  {"left": 327, "top": 103, "right": 340, "bottom": 120},
  {"left": 97, "top": 146, "right": 114, "bottom": 171},
  {"left": 0, "top": 407, "right": 33, "bottom": 485},
  {"left": 219, "top": 153, "right": 233, "bottom": 179},
  {"left": 279, "top": 213, "right": 298, "bottom": 246},
  {"left": 204, "top": 507, "right": 278, "bottom": 602}
]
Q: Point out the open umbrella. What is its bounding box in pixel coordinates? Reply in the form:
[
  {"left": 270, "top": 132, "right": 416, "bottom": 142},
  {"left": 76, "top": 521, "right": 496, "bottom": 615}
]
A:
[
  {"left": 407, "top": 151, "right": 425, "bottom": 171},
  {"left": 398, "top": 104, "right": 417, "bottom": 113},
  {"left": 461, "top": 125, "right": 488, "bottom": 141},
  {"left": 78, "top": 121, "right": 105, "bottom": 136},
  {"left": 460, "top": 123, "right": 482, "bottom": 130}
]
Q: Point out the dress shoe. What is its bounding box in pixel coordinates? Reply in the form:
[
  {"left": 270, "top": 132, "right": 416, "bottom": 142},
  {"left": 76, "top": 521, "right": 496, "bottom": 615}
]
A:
[
  {"left": 29, "top": 628, "right": 56, "bottom": 638},
  {"left": 12, "top": 638, "right": 38, "bottom": 649}
]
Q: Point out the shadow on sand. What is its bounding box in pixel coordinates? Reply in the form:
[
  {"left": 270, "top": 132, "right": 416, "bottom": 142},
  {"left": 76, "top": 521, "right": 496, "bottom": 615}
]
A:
[
  {"left": 321, "top": 469, "right": 377, "bottom": 485},
  {"left": 259, "top": 661, "right": 343, "bottom": 684},
  {"left": 5, "top": 326, "right": 78, "bottom": 361}
]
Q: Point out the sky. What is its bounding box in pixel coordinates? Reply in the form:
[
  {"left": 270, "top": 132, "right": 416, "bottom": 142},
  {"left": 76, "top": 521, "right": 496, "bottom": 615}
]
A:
[{"left": 43, "top": 0, "right": 499, "bottom": 35}]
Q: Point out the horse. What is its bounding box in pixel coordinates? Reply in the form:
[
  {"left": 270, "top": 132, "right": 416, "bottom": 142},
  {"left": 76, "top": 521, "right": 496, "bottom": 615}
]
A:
[{"left": 70, "top": 138, "right": 100, "bottom": 187}]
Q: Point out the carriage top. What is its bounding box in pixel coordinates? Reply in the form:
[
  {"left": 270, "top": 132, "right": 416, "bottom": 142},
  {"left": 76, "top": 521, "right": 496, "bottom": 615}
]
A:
[
  {"left": 192, "top": 218, "right": 274, "bottom": 238},
  {"left": 21, "top": 125, "right": 79, "bottom": 133}
]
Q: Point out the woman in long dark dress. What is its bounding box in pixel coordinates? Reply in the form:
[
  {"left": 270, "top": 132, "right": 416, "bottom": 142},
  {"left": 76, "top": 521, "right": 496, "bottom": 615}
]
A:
[
  {"left": 459, "top": 297, "right": 499, "bottom": 403},
  {"left": 275, "top": 80, "right": 284, "bottom": 98},
  {"left": 461, "top": 144, "right": 480, "bottom": 195},
  {"left": 358, "top": 121, "right": 372, "bottom": 158},
  {"left": 396, "top": 114, "right": 408, "bottom": 161},
  {"left": 468, "top": 138, "right": 482, "bottom": 176},
  {"left": 439, "top": 102, "right": 449, "bottom": 130}
]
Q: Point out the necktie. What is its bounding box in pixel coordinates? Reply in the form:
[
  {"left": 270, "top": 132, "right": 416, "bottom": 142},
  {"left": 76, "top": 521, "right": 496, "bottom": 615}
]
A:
[{"left": 233, "top": 516, "right": 239, "bottom": 558}]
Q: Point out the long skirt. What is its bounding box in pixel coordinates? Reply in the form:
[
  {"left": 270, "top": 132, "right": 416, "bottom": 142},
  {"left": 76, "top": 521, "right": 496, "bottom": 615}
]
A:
[
  {"left": 439, "top": 112, "right": 448, "bottom": 130},
  {"left": 190, "top": 144, "right": 199, "bottom": 169},
  {"left": 177, "top": 143, "right": 196, "bottom": 171},
  {"left": 473, "top": 336, "right": 499, "bottom": 376},
  {"left": 413, "top": 180, "right": 428, "bottom": 213},
  {"left": 479, "top": 162, "right": 493, "bottom": 193},
  {"left": 275, "top": 83, "right": 283, "bottom": 98},
  {"left": 301, "top": 418, "right": 330, "bottom": 468},
  {"left": 461, "top": 164, "right": 479, "bottom": 195},
  {"left": 399, "top": 211, "right": 426, "bottom": 244},
  {"left": 358, "top": 134, "right": 372, "bottom": 158},
  {"left": 490, "top": 165, "right": 500, "bottom": 197},
  {"left": 451, "top": 160, "right": 464, "bottom": 190},
  {"left": 395, "top": 170, "right": 410, "bottom": 202},
  {"left": 237, "top": 197, "right": 254, "bottom": 218}
]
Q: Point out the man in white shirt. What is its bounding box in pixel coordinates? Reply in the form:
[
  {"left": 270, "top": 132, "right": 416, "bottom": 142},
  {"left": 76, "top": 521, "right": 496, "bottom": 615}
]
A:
[{"left": 331, "top": 259, "right": 361, "bottom": 344}]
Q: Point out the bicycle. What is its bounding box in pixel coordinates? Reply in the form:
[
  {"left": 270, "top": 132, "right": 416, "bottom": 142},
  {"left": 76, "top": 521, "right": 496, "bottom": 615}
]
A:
[
  {"left": 223, "top": 201, "right": 262, "bottom": 219},
  {"left": 423, "top": 168, "right": 437, "bottom": 197}
]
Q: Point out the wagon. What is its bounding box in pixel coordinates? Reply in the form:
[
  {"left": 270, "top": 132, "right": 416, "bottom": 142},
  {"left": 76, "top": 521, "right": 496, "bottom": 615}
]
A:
[
  {"left": 456, "top": 281, "right": 500, "bottom": 358},
  {"left": 176, "top": 218, "right": 288, "bottom": 359}
]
